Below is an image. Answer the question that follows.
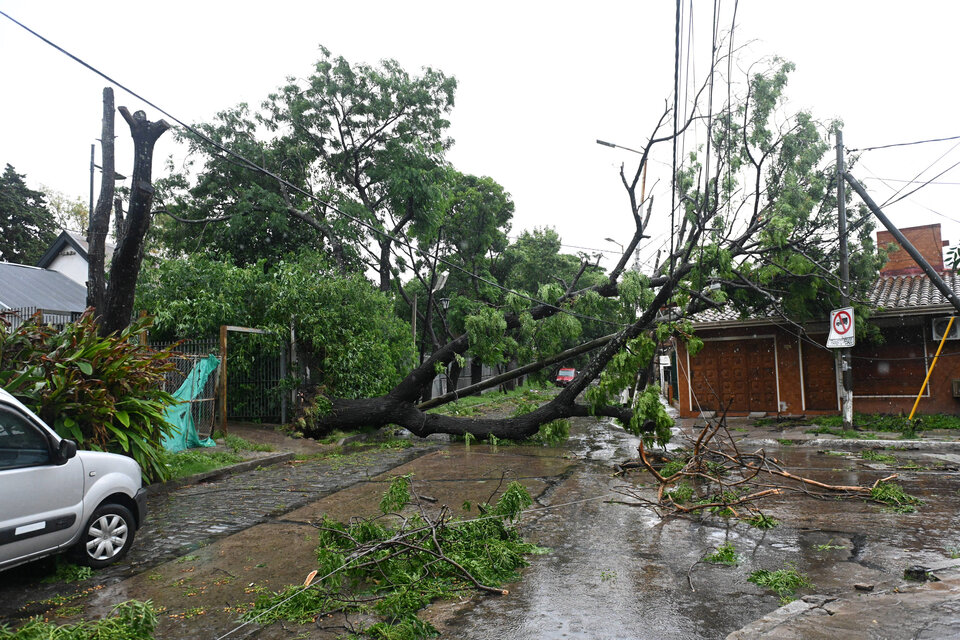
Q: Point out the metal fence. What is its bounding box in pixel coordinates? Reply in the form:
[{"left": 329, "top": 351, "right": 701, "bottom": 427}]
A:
[
  {"left": 151, "top": 337, "right": 288, "bottom": 424},
  {"left": 151, "top": 339, "right": 221, "bottom": 439},
  {"left": 0, "top": 307, "right": 82, "bottom": 331}
]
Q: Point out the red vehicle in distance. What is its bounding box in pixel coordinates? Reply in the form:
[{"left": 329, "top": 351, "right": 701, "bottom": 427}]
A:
[{"left": 555, "top": 367, "right": 576, "bottom": 387}]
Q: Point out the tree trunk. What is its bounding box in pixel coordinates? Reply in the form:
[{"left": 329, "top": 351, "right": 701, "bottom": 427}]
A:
[
  {"left": 86, "top": 88, "right": 115, "bottom": 313},
  {"left": 471, "top": 359, "right": 483, "bottom": 394},
  {"left": 100, "top": 108, "right": 170, "bottom": 336},
  {"left": 447, "top": 359, "right": 461, "bottom": 394}
]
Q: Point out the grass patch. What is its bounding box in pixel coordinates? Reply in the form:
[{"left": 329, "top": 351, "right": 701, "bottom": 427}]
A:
[
  {"left": 0, "top": 600, "right": 157, "bottom": 639},
  {"left": 224, "top": 434, "right": 275, "bottom": 453},
  {"left": 705, "top": 542, "right": 739, "bottom": 566},
  {"left": 860, "top": 450, "right": 897, "bottom": 464},
  {"left": 806, "top": 426, "right": 878, "bottom": 440},
  {"left": 870, "top": 481, "right": 923, "bottom": 513},
  {"left": 161, "top": 449, "right": 243, "bottom": 480},
  {"left": 776, "top": 439, "right": 794, "bottom": 446},
  {"left": 748, "top": 565, "right": 811, "bottom": 602},
  {"left": 429, "top": 381, "right": 550, "bottom": 418}
]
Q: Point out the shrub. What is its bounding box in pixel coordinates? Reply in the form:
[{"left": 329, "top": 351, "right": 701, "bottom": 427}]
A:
[{"left": 0, "top": 311, "right": 176, "bottom": 482}]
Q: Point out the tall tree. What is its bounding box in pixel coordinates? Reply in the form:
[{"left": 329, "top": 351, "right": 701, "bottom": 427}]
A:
[
  {"left": 0, "top": 164, "right": 56, "bottom": 264},
  {"left": 41, "top": 187, "right": 88, "bottom": 234},
  {"left": 162, "top": 47, "right": 456, "bottom": 288}
]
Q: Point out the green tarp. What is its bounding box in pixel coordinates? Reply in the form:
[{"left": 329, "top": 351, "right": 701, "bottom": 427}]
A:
[{"left": 162, "top": 354, "right": 220, "bottom": 452}]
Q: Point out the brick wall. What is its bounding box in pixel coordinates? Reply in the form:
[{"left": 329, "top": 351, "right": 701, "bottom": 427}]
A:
[{"left": 877, "top": 223, "right": 947, "bottom": 275}]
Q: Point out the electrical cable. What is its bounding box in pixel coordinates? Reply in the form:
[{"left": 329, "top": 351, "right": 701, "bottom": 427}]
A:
[
  {"left": 879, "top": 139, "right": 960, "bottom": 208},
  {"left": 848, "top": 134, "right": 960, "bottom": 153},
  {"left": 0, "top": 10, "right": 629, "bottom": 330}
]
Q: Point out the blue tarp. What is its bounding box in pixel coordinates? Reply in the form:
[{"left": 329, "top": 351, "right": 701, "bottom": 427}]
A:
[{"left": 161, "top": 354, "right": 220, "bottom": 452}]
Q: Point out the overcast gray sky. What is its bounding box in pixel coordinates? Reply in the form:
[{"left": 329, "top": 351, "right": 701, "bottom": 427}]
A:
[{"left": 2, "top": 1, "right": 959, "bottom": 269}]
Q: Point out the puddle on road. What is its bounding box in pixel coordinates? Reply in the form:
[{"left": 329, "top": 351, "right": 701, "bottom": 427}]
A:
[{"left": 434, "top": 419, "right": 960, "bottom": 639}]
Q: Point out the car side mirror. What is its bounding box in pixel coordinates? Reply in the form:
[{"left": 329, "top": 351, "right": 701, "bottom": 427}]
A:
[{"left": 55, "top": 439, "right": 77, "bottom": 464}]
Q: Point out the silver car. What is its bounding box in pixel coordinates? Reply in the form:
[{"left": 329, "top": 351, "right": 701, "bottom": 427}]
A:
[{"left": 0, "top": 388, "right": 147, "bottom": 571}]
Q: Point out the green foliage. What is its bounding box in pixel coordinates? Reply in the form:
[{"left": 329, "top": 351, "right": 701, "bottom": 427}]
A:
[
  {"left": 660, "top": 459, "right": 686, "bottom": 477},
  {"left": 0, "top": 600, "right": 158, "bottom": 640},
  {"left": 813, "top": 540, "right": 846, "bottom": 552},
  {"left": 464, "top": 306, "right": 509, "bottom": 365},
  {"left": 0, "top": 163, "right": 57, "bottom": 264},
  {"left": 40, "top": 561, "right": 93, "bottom": 584},
  {"left": 666, "top": 481, "right": 694, "bottom": 504},
  {"left": 870, "top": 481, "right": 923, "bottom": 513},
  {"left": 585, "top": 333, "right": 673, "bottom": 446},
  {"left": 705, "top": 542, "right": 739, "bottom": 566},
  {"left": 0, "top": 312, "right": 176, "bottom": 482},
  {"left": 529, "top": 419, "right": 570, "bottom": 447},
  {"left": 248, "top": 482, "right": 538, "bottom": 638},
  {"left": 137, "top": 252, "right": 415, "bottom": 400},
  {"left": 748, "top": 565, "right": 811, "bottom": 601},
  {"left": 745, "top": 513, "right": 779, "bottom": 529},
  {"left": 379, "top": 475, "right": 412, "bottom": 514}
]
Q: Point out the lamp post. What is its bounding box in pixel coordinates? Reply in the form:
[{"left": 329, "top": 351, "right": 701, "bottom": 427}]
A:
[
  {"left": 604, "top": 237, "right": 624, "bottom": 253},
  {"left": 596, "top": 139, "right": 644, "bottom": 156}
]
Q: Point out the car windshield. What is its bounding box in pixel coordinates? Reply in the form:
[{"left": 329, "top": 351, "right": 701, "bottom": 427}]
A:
[{"left": 558, "top": 368, "right": 575, "bottom": 376}]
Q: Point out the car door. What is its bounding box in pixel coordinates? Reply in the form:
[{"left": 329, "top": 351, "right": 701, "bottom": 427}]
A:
[{"left": 0, "top": 403, "right": 84, "bottom": 567}]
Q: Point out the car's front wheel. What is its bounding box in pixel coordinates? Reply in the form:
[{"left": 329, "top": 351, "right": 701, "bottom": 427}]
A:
[{"left": 71, "top": 503, "right": 136, "bottom": 568}]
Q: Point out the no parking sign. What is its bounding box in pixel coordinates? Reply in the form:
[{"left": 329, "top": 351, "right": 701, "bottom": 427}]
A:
[{"left": 827, "top": 307, "right": 855, "bottom": 348}]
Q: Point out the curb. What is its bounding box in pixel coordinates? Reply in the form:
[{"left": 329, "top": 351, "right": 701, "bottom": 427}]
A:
[{"left": 145, "top": 452, "right": 296, "bottom": 496}]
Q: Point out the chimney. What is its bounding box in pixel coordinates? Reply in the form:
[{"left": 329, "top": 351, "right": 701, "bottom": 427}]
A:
[{"left": 877, "top": 223, "right": 949, "bottom": 276}]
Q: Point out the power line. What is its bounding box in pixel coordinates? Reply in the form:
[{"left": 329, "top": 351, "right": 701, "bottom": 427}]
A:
[
  {"left": 848, "top": 134, "right": 960, "bottom": 153},
  {"left": 863, "top": 177, "right": 960, "bottom": 186},
  {"left": 878, "top": 139, "right": 960, "bottom": 208},
  {"left": 0, "top": 10, "right": 628, "bottom": 329}
]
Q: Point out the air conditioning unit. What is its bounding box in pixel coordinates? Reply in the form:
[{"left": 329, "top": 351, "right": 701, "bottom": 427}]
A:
[{"left": 931, "top": 317, "right": 960, "bottom": 341}]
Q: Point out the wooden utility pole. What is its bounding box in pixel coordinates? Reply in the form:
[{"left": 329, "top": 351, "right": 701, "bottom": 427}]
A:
[{"left": 836, "top": 130, "right": 853, "bottom": 428}]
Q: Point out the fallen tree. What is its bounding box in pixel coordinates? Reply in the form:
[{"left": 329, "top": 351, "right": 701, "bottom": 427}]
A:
[
  {"left": 152, "top": 49, "right": 882, "bottom": 441},
  {"left": 291, "top": 56, "right": 882, "bottom": 440}
]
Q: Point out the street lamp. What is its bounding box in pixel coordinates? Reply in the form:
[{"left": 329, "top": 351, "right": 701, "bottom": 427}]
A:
[
  {"left": 596, "top": 139, "right": 644, "bottom": 156},
  {"left": 604, "top": 237, "right": 624, "bottom": 254},
  {"left": 439, "top": 297, "right": 450, "bottom": 310}
]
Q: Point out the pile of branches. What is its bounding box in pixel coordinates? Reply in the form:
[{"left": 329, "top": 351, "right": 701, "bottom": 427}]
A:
[
  {"left": 614, "top": 406, "right": 910, "bottom": 521},
  {"left": 244, "top": 476, "right": 538, "bottom": 639}
]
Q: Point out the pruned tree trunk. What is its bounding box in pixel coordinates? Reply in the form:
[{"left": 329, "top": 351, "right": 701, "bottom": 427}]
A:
[
  {"left": 86, "top": 87, "right": 115, "bottom": 312},
  {"left": 100, "top": 107, "right": 170, "bottom": 336}
]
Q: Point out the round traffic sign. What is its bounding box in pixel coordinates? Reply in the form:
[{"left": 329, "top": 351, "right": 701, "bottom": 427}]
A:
[{"left": 833, "top": 310, "right": 852, "bottom": 335}]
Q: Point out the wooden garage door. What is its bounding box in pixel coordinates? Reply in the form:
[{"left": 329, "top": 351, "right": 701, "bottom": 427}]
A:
[
  {"left": 690, "top": 338, "right": 777, "bottom": 413},
  {"left": 803, "top": 336, "right": 838, "bottom": 410}
]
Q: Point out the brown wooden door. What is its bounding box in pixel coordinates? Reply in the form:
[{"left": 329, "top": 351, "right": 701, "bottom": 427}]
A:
[
  {"left": 690, "top": 338, "right": 777, "bottom": 413},
  {"left": 803, "top": 335, "right": 838, "bottom": 410},
  {"left": 746, "top": 340, "right": 778, "bottom": 409}
]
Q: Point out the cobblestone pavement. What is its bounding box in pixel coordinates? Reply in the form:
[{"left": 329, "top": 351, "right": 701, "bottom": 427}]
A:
[{"left": 0, "top": 442, "right": 434, "bottom": 619}]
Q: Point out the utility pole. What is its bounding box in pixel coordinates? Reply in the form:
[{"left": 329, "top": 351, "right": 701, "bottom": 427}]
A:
[{"left": 836, "top": 130, "right": 854, "bottom": 429}]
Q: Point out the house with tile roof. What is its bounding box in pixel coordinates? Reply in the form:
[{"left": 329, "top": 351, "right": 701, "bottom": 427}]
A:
[{"left": 670, "top": 223, "right": 960, "bottom": 418}]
